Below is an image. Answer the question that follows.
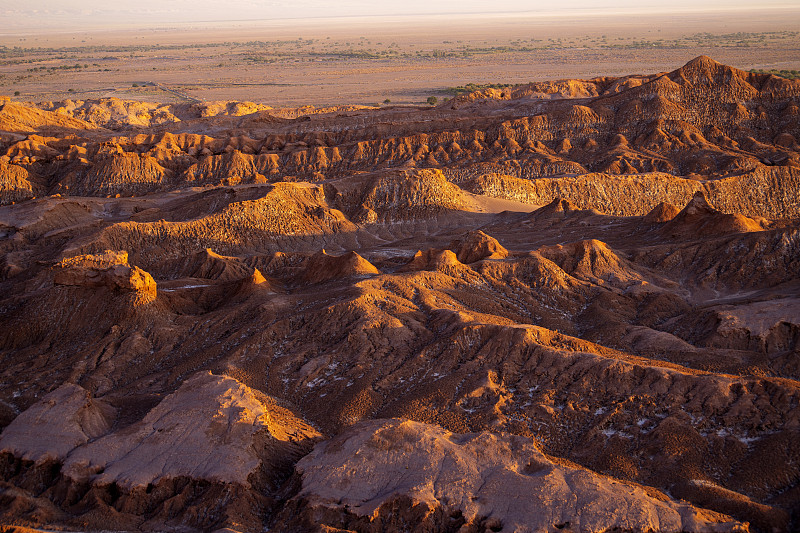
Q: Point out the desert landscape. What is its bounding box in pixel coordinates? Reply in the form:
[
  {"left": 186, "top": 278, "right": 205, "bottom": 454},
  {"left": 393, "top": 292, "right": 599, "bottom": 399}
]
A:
[
  {"left": 0, "top": 5, "right": 800, "bottom": 533},
  {"left": 2, "top": 9, "right": 800, "bottom": 107}
]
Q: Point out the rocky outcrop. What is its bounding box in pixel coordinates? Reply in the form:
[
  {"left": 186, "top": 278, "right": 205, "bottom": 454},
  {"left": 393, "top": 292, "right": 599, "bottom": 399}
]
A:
[
  {"left": 399, "top": 248, "right": 476, "bottom": 278},
  {"left": 332, "top": 169, "right": 470, "bottom": 223},
  {"left": 464, "top": 172, "right": 704, "bottom": 216},
  {"left": 86, "top": 183, "right": 358, "bottom": 268},
  {"left": 465, "top": 168, "right": 800, "bottom": 219},
  {"left": 0, "top": 101, "right": 94, "bottom": 132},
  {"left": 281, "top": 419, "right": 745, "bottom": 532},
  {"left": 61, "top": 372, "right": 319, "bottom": 488},
  {"left": 538, "top": 239, "right": 650, "bottom": 288},
  {"left": 1, "top": 58, "right": 797, "bottom": 219},
  {"left": 0, "top": 160, "right": 40, "bottom": 205},
  {"left": 448, "top": 230, "right": 508, "bottom": 264},
  {"left": 0, "top": 384, "right": 114, "bottom": 463},
  {"left": 54, "top": 251, "right": 157, "bottom": 296},
  {"left": 300, "top": 250, "right": 379, "bottom": 284},
  {"left": 0, "top": 372, "right": 321, "bottom": 532},
  {"left": 660, "top": 192, "right": 766, "bottom": 238},
  {"left": 73, "top": 152, "right": 174, "bottom": 196},
  {"left": 169, "top": 248, "right": 265, "bottom": 282},
  {"left": 644, "top": 201, "right": 681, "bottom": 223}
]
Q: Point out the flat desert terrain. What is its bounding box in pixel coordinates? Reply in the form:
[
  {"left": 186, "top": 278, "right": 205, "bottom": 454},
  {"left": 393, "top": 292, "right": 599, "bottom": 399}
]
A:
[{"left": 1, "top": 8, "right": 799, "bottom": 107}]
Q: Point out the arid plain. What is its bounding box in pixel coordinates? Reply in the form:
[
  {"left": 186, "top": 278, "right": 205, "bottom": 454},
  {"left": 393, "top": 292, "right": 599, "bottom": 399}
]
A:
[
  {"left": 1, "top": 7, "right": 800, "bottom": 533},
  {"left": 2, "top": 10, "right": 800, "bottom": 106}
]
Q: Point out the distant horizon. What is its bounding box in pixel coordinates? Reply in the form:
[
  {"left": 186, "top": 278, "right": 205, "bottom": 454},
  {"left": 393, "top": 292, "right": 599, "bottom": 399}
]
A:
[{"left": 3, "top": 1, "right": 800, "bottom": 34}]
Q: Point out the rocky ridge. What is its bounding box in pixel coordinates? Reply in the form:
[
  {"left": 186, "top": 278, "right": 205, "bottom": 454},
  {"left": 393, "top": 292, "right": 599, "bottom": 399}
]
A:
[
  {"left": 279, "top": 419, "right": 745, "bottom": 533},
  {"left": 0, "top": 57, "right": 799, "bottom": 532},
  {"left": 0, "top": 57, "right": 798, "bottom": 218},
  {"left": 0, "top": 372, "right": 320, "bottom": 532}
]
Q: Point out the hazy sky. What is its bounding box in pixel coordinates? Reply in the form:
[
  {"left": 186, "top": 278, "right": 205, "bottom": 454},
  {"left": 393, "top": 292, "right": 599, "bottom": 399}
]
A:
[{"left": 3, "top": 0, "right": 799, "bottom": 28}]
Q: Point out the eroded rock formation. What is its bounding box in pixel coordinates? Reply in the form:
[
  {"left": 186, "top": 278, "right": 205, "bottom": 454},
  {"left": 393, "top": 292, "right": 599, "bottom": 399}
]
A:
[
  {"left": 1, "top": 57, "right": 799, "bottom": 532},
  {"left": 278, "top": 419, "right": 746, "bottom": 532}
]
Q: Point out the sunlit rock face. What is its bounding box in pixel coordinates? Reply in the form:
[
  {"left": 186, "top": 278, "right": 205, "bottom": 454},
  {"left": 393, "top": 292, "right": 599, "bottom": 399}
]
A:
[
  {"left": 0, "top": 372, "right": 320, "bottom": 531},
  {"left": 279, "top": 418, "right": 746, "bottom": 532}
]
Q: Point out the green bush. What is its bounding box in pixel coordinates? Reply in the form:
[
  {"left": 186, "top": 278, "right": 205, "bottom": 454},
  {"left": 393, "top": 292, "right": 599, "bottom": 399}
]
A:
[
  {"left": 426, "top": 96, "right": 438, "bottom": 105},
  {"left": 445, "top": 82, "right": 514, "bottom": 96},
  {"left": 749, "top": 68, "right": 800, "bottom": 80}
]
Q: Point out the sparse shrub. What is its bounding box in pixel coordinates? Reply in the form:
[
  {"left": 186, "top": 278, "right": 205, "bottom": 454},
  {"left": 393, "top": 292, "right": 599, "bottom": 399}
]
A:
[
  {"left": 445, "top": 82, "right": 514, "bottom": 96},
  {"left": 426, "top": 96, "right": 438, "bottom": 105},
  {"left": 132, "top": 83, "right": 138, "bottom": 87},
  {"left": 14, "top": 91, "right": 20, "bottom": 96},
  {"left": 67, "top": 88, "right": 74, "bottom": 92},
  {"left": 383, "top": 99, "right": 391, "bottom": 104},
  {"left": 749, "top": 68, "right": 800, "bottom": 80}
]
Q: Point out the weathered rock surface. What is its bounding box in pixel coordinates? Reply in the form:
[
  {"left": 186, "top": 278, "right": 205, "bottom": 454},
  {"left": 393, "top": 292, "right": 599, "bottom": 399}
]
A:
[
  {"left": 0, "top": 383, "right": 114, "bottom": 463},
  {"left": 281, "top": 419, "right": 745, "bottom": 532},
  {"left": 1, "top": 57, "right": 800, "bottom": 533},
  {"left": 0, "top": 101, "right": 93, "bottom": 132},
  {"left": 644, "top": 201, "right": 681, "bottom": 224},
  {"left": 448, "top": 229, "right": 509, "bottom": 264},
  {"left": 1, "top": 57, "right": 799, "bottom": 216},
  {"left": 62, "top": 371, "right": 320, "bottom": 488},
  {"left": 0, "top": 160, "right": 41, "bottom": 205},
  {"left": 0, "top": 372, "right": 320, "bottom": 531},
  {"left": 660, "top": 191, "right": 765, "bottom": 238},
  {"left": 1, "top": 181, "right": 797, "bottom": 533},
  {"left": 300, "top": 250, "right": 379, "bottom": 284},
  {"left": 53, "top": 250, "right": 157, "bottom": 296}
]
